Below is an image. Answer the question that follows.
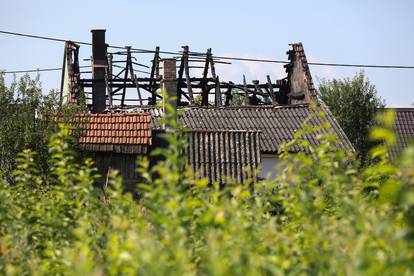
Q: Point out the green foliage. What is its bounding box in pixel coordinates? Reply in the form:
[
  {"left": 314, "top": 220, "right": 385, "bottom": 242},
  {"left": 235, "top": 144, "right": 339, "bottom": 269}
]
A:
[
  {"left": 0, "top": 101, "right": 413, "bottom": 275},
  {"left": 318, "top": 71, "right": 385, "bottom": 164},
  {"left": 0, "top": 73, "right": 58, "bottom": 182},
  {"left": 0, "top": 73, "right": 86, "bottom": 183}
]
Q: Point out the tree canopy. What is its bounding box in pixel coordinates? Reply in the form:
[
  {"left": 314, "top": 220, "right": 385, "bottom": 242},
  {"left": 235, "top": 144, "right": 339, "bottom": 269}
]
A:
[
  {"left": 318, "top": 71, "right": 385, "bottom": 163},
  {"left": 0, "top": 73, "right": 60, "bottom": 181}
]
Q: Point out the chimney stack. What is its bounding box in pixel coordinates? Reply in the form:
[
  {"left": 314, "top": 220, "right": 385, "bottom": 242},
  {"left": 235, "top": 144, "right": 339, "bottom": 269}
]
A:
[
  {"left": 162, "top": 58, "right": 177, "bottom": 110},
  {"left": 91, "top": 29, "right": 107, "bottom": 113}
]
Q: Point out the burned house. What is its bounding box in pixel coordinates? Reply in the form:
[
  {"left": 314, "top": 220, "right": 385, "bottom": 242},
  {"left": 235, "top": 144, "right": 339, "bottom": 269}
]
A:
[{"left": 61, "top": 29, "right": 352, "bottom": 184}]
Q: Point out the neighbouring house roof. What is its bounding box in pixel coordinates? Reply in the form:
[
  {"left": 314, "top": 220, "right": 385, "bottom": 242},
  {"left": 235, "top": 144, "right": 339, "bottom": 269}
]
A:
[
  {"left": 74, "top": 113, "right": 152, "bottom": 154},
  {"left": 187, "top": 129, "right": 261, "bottom": 183},
  {"left": 125, "top": 103, "right": 353, "bottom": 153},
  {"left": 180, "top": 104, "right": 353, "bottom": 153},
  {"left": 389, "top": 108, "right": 414, "bottom": 158}
]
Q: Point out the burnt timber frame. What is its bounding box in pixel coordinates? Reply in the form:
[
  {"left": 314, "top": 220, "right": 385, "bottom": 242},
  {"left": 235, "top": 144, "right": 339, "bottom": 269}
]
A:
[{"left": 62, "top": 30, "right": 313, "bottom": 111}]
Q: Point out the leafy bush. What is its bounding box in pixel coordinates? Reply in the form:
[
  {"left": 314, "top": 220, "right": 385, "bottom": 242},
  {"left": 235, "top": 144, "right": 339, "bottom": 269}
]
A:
[
  {"left": 0, "top": 73, "right": 87, "bottom": 183},
  {"left": 0, "top": 73, "right": 61, "bottom": 183},
  {"left": 0, "top": 106, "right": 413, "bottom": 275}
]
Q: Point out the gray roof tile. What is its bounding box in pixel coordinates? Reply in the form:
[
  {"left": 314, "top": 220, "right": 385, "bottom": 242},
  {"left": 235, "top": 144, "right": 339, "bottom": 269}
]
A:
[
  {"left": 389, "top": 108, "right": 414, "bottom": 158},
  {"left": 180, "top": 104, "right": 353, "bottom": 153}
]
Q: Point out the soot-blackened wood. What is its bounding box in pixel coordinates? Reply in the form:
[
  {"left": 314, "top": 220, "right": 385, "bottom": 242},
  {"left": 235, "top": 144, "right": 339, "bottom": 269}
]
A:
[
  {"left": 224, "top": 81, "right": 233, "bottom": 106},
  {"left": 131, "top": 61, "right": 150, "bottom": 68},
  {"left": 148, "top": 47, "right": 159, "bottom": 105},
  {"left": 200, "top": 48, "right": 212, "bottom": 106},
  {"left": 133, "top": 73, "right": 143, "bottom": 105},
  {"left": 106, "top": 53, "right": 113, "bottom": 107},
  {"left": 215, "top": 76, "right": 222, "bottom": 106},
  {"left": 243, "top": 75, "right": 249, "bottom": 105},
  {"left": 209, "top": 49, "right": 217, "bottom": 79},
  {"left": 113, "top": 67, "right": 125, "bottom": 80},
  {"left": 125, "top": 47, "right": 143, "bottom": 105},
  {"left": 266, "top": 75, "right": 277, "bottom": 104},
  {"left": 177, "top": 48, "right": 186, "bottom": 105},
  {"left": 253, "top": 80, "right": 261, "bottom": 94},
  {"left": 251, "top": 80, "right": 262, "bottom": 104},
  {"left": 277, "top": 79, "right": 289, "bottom": 104},
  {"left": 121, "top": 48, "right": 130, "bottom": 106},
  {"left": 183, "top": 46, "right": 195, "bottom": 104},
  {"left": 155, "top": 47, "right": 160, "bottom": 78}
]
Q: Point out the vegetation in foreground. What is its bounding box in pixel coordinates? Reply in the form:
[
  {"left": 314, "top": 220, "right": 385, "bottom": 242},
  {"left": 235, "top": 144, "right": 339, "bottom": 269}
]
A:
[{"left": 0, "top": 99, "right": 413, "bottom": 275}]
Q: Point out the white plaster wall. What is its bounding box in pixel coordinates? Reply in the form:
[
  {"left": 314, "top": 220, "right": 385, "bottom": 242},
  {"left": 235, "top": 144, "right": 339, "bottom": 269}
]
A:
[{"left": 259, "top": 154, "right": 280, "bottom": 180}]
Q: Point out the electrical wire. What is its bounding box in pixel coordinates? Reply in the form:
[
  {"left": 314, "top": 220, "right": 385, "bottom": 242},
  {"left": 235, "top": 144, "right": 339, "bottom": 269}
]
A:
[
  {"left": 0, "top": 30, "right": 173, "bottom": 54},
  {"left": 1, "top": 65, "right": 91, "bottom": 74},
  {"left": 2, "top": 30, "right": 414, "bottom": 70}
]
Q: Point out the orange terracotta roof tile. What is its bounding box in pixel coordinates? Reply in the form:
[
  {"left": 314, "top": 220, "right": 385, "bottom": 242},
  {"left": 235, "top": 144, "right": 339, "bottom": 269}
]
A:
[{"left": 73, "top": 113, "right": 152, "bottom": 147}]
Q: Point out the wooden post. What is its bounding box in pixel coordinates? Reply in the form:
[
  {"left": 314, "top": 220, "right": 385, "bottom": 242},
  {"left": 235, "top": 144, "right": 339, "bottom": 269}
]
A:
[
  {"left": 243, "top": 75, "right": 249, "bottom": 105},
  {"left": 266, "top": 75, "right": 277, "bottom": 104},
  {"left": 201, "top": 48, "right": 211, "bottom": 106},
  {"left": 177, "top": 49, "right": 185, "bottom": 105},
  {"left": 225, "top": 81, "right": 233, "bottom": 106},
  {"left": 125, "top": 47, "right": 143, "bottom": 105},
  {"left": 183, "top": 46, "right": 195, "bottom": 104},
  {"left": 121, "top": 47, "right": 130, "bottom": 106},
  {"left": 209, "top": 49, "right": 217, "bottom": 79},
  {"left": 215, "top": 76, "right": 222, "bottom": 106},
  {"left": 155, "top": 46, "right": 160, "bottom": 78},
  {"left": 149, "top": 46, "right": 160, "bottom": 105},
  {"left": 106, "top": 53, "right": 113, "bottom": 107}
]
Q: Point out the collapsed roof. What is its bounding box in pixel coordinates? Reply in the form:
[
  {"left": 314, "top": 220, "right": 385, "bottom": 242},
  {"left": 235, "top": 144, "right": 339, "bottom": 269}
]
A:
[{"left": 60, "top": 29, "right": 318, "bottom": 110}]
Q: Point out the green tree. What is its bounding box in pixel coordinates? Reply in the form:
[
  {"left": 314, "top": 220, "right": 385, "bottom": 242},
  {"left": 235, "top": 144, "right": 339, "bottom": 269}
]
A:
[
  {"left": 318, "top": 71, "right": 385, "bottom": 163},
  {"left": 0, "top": 73, "right": 60, "bottom": 182}
]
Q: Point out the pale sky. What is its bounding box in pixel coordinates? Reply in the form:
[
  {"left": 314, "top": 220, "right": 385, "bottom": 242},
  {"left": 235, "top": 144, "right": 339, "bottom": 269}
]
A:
[{"left": 1, "top": 0, "right": 413, "bottom": 107}]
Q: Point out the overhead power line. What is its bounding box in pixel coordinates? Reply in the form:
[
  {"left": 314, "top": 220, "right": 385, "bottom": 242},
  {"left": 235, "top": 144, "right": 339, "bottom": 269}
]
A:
[
  {"left": 1, "top": 30, "right": 414, "bottom": 69},
  {"left": 207, "top": 56, "right": 414, "bottom": 69},
  {"left": 1, "top": 65, "right": 91, "bottom": 74},
  {"left": 0, "top": 30, "right": 91, "bottom": 46},
  {"left": 0, "top": 30, "right": 175, "bottom": 54}
]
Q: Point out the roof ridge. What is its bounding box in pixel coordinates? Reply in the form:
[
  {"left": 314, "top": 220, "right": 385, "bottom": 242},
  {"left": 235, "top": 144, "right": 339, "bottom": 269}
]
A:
[
  {"left": 179, "top": 104, "right": 311, "bottom": 111},
  {"left": 386, "top": 107, "right": 414, "bottom": 111},
  {"left": 75, "top": 112, "right": 151, "bottom": 117}
]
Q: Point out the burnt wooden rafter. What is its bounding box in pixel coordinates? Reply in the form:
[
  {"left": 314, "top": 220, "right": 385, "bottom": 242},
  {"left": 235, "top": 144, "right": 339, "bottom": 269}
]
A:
[
  {"left": 119, "top": 47, "right": 143, "bottom": 106},
  {"left": 148, "top": 46, "right": 161, "bottom": 105},
  {"left": 201, "top": 48, "right": 212, "bottom": 106},
  {"left": 68, "top": 39, "right": 310, "bottom": 109},
  {"left": 183, "top": 46, "right": 195, "bottom": 104},
  {"left": 105, "top": 53, "right": 113, "bottom": 106},
  {"left": 224, "top": 81, "right": 233, "bottom": 106}
]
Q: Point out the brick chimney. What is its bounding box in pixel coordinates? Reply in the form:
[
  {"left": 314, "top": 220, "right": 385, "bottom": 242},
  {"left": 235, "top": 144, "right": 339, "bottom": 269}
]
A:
[
  {"left": 91, "top": 29, "right": 107, "bottom": 113},
  {"left": 162, "top": 58, "right": 177, "bottom": 110}
]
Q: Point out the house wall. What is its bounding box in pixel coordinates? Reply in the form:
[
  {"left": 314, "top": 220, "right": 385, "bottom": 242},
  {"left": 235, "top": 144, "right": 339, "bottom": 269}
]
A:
[
  {"left": 89, "top": 152, "right": 142, "bottom": 192},
  {"left": 259, "top": 154, "right": 280, "bottom": 180},
  {"left": 88, "top": 151, "right": 280, "bottom": 187}
]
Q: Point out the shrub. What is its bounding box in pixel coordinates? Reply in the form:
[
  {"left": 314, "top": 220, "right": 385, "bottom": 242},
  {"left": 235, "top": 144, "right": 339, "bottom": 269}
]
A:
[{"left": 0, "top": 108, "right": 413, "bottom": 275}]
